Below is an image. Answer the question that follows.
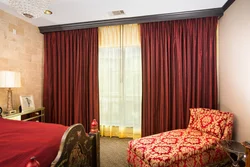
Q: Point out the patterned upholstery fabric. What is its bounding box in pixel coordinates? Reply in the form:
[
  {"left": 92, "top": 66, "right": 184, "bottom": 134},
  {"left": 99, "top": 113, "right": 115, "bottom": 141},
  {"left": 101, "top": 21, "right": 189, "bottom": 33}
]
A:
[
  {"left": 127, "top": 108, "right": 234, "bottom": 167},
  {"left": 128, "top": 144, "right": 227, "bottom": 167},
  {"left": 188, "top": 108, "right": 232, "bottom": 139}
]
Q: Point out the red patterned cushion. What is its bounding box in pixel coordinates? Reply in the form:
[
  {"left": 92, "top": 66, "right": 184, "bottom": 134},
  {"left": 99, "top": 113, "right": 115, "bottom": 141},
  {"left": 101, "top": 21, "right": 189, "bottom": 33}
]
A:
[
  {"left": 188, "top": 109, "right": 198, "bottom": 127},
  {"left": 128, "top": 129, "right": 219, "bottom": 166},
  {"left": 188, "top": 108, "right": 228, "bottom": 139},
  {"left": 128, "top": 144, "right": 227, "bottom": 167}
]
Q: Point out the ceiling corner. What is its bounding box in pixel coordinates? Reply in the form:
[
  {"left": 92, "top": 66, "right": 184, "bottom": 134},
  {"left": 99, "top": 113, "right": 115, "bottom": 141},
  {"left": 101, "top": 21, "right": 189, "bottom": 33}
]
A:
[{"left": 222, "top": 0, "right": 235, "bottom": 11}]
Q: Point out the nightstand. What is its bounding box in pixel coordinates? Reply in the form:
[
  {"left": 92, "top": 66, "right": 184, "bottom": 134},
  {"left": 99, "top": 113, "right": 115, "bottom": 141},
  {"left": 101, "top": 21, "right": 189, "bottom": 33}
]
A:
[{"left": 2, "top": 107, "right": 45, "bottom": 122}]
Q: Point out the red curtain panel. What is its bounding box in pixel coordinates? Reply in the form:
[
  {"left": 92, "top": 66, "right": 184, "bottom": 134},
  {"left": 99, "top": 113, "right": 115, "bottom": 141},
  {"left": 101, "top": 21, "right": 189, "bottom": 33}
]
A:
[
  {"left": 43, "top": 28, "right": 99, "bottom": 132},
  {"left": 141, "top": 17, "right": 218, "bottom": 137}
]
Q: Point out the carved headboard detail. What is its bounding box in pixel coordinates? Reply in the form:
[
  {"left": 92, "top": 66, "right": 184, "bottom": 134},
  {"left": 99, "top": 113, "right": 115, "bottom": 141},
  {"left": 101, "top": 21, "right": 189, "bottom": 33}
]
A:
[{"left": 51, "top": 123, "right": 98, "bottom": 167}]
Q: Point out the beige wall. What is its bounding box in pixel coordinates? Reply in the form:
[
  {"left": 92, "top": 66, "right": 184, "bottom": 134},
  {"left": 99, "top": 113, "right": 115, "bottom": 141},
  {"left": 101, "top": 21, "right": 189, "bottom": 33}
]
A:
[
  {"left": 0, "top": 10, "right": 44, "bottom": 111},
  {"left": 219, "top": 0, "right": 250, "bottom": 141}
]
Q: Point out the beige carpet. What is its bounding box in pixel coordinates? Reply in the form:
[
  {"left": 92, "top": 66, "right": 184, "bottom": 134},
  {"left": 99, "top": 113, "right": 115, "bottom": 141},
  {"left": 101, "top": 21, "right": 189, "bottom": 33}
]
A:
[{"left": 100, "top": 137, "right": 132, "bottom": 167}]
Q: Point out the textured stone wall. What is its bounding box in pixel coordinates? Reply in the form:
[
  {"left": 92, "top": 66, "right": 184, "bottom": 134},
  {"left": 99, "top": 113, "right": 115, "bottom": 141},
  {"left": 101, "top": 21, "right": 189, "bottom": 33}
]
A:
[{"left": 0, "top": 10, "right": 44, "bottom": 111}]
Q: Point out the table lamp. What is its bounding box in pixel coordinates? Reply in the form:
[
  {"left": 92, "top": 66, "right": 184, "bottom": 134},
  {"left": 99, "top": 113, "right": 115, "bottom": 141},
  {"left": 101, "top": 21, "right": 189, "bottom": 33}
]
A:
[{"left": 0, "top": 71, "right": 21, "bottom": 114}]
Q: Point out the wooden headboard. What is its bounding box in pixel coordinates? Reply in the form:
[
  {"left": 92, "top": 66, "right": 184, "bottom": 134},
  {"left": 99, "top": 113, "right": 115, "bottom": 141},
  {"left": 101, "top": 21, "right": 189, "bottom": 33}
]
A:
[{"left": 51, "top": 122, "right": 100, "bottom": 167}]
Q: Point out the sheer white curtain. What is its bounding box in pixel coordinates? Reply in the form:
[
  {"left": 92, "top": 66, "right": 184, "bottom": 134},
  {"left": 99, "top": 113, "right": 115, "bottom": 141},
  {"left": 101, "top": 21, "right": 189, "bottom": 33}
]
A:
[{"left": 98, "top": 24, "right": 142, "bottom": 139}]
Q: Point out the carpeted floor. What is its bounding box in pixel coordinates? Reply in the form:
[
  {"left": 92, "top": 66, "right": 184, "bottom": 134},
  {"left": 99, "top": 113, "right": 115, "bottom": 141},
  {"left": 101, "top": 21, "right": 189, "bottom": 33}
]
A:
[{"left": 100, "top": 137, "right": 132, "bottom": 167}]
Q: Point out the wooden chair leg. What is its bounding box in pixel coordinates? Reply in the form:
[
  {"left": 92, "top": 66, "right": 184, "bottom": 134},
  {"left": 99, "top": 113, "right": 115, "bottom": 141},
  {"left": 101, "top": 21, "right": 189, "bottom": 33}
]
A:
[{"left": 242, "top": 141, "right": 250, "bottom": 167}]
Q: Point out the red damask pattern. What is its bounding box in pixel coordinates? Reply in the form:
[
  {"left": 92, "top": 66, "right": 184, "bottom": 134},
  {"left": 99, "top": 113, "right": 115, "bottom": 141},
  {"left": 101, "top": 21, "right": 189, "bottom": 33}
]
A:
[
  {"left": 128, "top": 144, "right": 226, "bottom": 167},
  {"left": 128, "top": 129, "right": 219, "bottom": 166},
  {"left": 127, "top": 108, "right": 234, "bottom": 167},
  {"left": 188, "top": 108, "right": 233, "bottom": 139}
]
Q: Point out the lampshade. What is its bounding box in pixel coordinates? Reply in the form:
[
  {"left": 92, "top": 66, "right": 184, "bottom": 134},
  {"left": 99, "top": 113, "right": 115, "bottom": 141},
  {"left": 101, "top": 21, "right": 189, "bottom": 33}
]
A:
[
  {"left": 9, "top": 0, "right": 51, "bottom": 19},
  {"left": 0, "top": 71, "right": 21, "bottom": 88}
]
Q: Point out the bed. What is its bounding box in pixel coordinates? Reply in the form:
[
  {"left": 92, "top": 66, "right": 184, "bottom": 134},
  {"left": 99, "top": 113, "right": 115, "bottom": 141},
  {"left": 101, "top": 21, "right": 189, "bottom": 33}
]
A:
[
  {"left": 0, "top": 117, "right": 100, "bottom": 167},
  {"left": 127, "top": 108, "right": 234, "bottom": 167}
]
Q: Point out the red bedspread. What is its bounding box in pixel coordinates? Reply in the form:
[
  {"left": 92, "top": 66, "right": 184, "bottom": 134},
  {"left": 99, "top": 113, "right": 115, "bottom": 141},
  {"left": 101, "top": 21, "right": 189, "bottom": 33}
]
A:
[{"left": 0, "top": 117, "right": 68, "bottom": 167}]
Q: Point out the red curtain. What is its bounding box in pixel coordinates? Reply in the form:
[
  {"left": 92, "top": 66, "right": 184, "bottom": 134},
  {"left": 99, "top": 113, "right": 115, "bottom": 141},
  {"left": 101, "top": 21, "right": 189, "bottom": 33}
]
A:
[
  {"left": 141, "top": 17, "right": 218, "bottom": 137},
  {"left": 43, "top": 28, "right": 99, "bottom": 132}
]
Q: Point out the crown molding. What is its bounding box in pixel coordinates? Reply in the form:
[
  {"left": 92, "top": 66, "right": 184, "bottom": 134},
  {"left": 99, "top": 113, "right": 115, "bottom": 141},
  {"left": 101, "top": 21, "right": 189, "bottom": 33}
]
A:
[
  {"left": 39, "top": 0, "right": 236, "bottom": 34},
  {"left": 222, "top": 0, "right": 235, "bottom": 11},
  {"left": 39, "top": 8, "right": 224, "bottom": 34}
]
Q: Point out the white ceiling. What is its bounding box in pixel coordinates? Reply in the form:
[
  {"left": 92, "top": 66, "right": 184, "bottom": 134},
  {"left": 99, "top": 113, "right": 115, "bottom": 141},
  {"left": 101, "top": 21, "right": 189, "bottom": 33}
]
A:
[{"left": 0, "top": 0, "right": 228, "bottom": 27}]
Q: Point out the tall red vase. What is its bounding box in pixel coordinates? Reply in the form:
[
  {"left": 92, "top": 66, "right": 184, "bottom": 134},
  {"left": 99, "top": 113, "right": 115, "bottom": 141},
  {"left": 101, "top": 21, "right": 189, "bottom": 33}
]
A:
[{"left": 90, "top": 119, "right": 98, "bottom": 133}]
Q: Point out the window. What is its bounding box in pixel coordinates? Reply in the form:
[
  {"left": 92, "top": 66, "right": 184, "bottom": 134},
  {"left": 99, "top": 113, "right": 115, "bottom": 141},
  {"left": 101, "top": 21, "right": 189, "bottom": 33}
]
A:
[{"left": 98, "top": 24, "right": 142, "bottom": 138}]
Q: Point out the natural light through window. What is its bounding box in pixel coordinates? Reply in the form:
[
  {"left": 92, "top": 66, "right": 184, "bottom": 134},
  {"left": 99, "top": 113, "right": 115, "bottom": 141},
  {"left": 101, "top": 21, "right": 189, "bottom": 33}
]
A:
[{"left": 98, "top": 24, "right": 142, "bottom": 139}]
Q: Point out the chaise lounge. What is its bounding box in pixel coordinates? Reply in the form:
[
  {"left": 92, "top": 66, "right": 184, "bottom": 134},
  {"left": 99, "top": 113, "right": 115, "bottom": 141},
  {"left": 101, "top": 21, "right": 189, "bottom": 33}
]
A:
[{"left": 127, "top": 108, "right": 233, "bottom": 167}]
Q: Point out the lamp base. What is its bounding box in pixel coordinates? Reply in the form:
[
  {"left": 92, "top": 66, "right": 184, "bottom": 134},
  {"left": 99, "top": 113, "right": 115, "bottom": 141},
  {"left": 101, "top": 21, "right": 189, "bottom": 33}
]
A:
[{"left": 3, "top": 110, "right": 17, "bottom": 115}]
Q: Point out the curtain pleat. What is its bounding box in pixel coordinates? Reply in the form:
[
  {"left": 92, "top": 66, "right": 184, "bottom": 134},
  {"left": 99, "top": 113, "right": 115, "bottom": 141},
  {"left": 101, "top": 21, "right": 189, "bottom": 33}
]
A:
[
  {"left": 141, "top": 17, "right": 218, "bottom": 137},
  {"left": 43, "top": 28, "right": 99, "bottom": 132}
]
